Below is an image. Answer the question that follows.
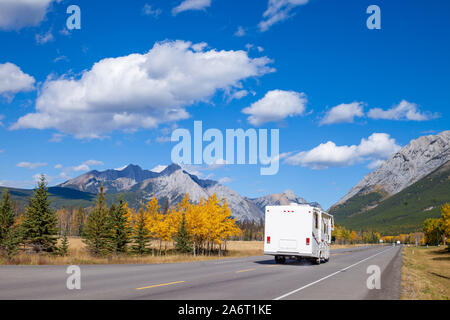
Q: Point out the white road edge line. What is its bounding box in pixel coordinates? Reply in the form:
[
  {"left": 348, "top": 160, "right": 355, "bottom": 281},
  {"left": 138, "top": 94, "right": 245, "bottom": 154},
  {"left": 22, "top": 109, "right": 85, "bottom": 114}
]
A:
[{"left": 273, "top": 246, "right": 395, "bottom": 300}]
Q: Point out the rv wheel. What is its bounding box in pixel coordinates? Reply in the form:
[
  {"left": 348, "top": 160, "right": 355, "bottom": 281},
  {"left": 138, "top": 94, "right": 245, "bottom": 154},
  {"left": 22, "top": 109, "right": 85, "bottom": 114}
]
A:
[{"left": 275, "top": 256, "right": 286, "bottom": 264}]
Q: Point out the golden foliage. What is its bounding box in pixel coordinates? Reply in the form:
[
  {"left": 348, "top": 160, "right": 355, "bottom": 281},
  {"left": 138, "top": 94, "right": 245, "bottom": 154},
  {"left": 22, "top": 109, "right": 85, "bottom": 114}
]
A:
[{"left": 137, "top": 193, "right": 241, "bottom": 255}]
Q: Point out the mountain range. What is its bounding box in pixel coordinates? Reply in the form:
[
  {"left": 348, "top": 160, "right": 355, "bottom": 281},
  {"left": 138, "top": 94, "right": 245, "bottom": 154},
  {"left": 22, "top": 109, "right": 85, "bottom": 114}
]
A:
[
  {"left": 55, "top": 163, "right": 319, "bottom": 221},
  {"left": 329, "top": 130, "right": 450, "bottom": 234},
  {"left": 2, "top": 130, "right": 448, "bottom": 232}
]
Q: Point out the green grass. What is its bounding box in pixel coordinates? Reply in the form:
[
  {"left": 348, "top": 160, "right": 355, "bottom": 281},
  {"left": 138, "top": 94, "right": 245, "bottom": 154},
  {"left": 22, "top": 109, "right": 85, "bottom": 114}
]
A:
[{"left": 331, "top": 161, "right": 450, "bottom": 235}]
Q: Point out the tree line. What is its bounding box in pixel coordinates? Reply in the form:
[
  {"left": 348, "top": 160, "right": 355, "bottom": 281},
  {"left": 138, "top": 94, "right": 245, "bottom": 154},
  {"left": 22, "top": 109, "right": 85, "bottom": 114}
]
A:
[
  {"left": 0, "top": 175, "right": 242, "bottom": 260},
  {"left": 331, "top": 224, "right": 381, "bottom": 244},
  {"left": 422, "top": 203, "right": 449, "bottom": 248}
]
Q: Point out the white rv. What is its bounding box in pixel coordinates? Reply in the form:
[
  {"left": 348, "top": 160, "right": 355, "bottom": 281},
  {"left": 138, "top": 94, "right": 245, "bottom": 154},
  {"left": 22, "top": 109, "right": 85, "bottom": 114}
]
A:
[{"left": 264, "top": 204, "right": 334, "bottom": 264}]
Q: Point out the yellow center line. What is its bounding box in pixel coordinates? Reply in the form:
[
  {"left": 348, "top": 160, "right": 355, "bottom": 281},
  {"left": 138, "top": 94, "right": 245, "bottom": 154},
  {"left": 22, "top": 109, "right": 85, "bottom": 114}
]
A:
[
  {"left": 235, "top": 268, "right": 256, "bottom": 273},
  {"left": 136, "top": 280, "right": 185, "bottom": 290}
]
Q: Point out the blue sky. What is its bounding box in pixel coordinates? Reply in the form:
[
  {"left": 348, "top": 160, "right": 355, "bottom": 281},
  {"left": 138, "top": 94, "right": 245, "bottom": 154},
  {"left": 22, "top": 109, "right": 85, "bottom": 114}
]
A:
[{"left": 0, "top": 0, "right": 448, "bottom": 209}]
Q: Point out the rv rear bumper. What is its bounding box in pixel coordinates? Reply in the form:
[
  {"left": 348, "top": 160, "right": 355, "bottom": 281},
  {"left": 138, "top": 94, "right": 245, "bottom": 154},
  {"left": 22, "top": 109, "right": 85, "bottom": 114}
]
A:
[{"left": 264, "top": 251, "right": 314, "bottom": 257}]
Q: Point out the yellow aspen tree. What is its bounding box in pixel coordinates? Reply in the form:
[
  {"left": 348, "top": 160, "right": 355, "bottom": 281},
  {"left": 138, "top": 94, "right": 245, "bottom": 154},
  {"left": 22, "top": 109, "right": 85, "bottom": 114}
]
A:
[
  {"left": 219, "top": 200, "right": 241, "bottom": 254},
  {"left": 441, "top": 203, "right": 450, "bottom": 244},
  {"left": 144, "top": 195, "right": 161, "bottom": 255},
  {"left": 186, "top": 198, "right": 208, "bottom": 255},
  {"left": 350, "top": 231, "right": 357, "bottom": 244}
]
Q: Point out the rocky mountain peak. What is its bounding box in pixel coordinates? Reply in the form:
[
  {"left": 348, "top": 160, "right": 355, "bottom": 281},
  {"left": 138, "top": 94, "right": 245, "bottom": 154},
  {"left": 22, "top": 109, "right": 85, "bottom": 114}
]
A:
[
  {"left": 58, "top": 162, "right": 318, "bottom": 221},
  {"left": 334, "top": 130, "right": 450, "bottom": 206},
  {"left": 159, "top": 163, "right": 182, "bottom": 176}
]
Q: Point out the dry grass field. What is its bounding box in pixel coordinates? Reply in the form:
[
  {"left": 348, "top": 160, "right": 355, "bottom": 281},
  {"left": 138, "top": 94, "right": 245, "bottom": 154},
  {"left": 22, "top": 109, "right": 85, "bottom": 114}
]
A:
[
  {"left": 401, "top": 246, "right": 450, "bottom": 300},
  {"left": 0, "top": 238, "right": 264, "bottom": 265},
  {"left": 0, "top": 238, "right": 377, "bottom": 265}
]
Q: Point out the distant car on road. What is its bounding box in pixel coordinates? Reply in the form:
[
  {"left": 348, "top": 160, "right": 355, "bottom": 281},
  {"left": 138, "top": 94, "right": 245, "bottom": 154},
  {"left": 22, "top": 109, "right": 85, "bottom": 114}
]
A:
[{"left": 396, "top": 240, "right": 401, "bottom": 245}]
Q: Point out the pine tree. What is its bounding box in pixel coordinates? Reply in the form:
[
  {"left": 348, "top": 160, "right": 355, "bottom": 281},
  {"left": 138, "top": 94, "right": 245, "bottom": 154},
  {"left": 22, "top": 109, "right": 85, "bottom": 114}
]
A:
[
  {"left": 74, "top": 205, "right": 86, "bottom": 236},
  {"left": 59, "top": 232, "right": 69, "bottom": 256},
  {"left": 109, "top": 196, "right": 131, "bottom": 253},
  {"left": 132, "top": 207, "right": 150, "bottom": 255},
  {"left": 175, "top": 213, "right": 192, "bottom": 253},
  {"left": 82, "top": 184, "right": 112, "bottom": 256},
  {"left": 21, "top": 175, "right": 58, "bottom": 253},
  {"left": 1, "top": 226, "right": 22, "bottom": 260},
  {"left": 0, "top": 189, "right": 15, "bottom": 242}
]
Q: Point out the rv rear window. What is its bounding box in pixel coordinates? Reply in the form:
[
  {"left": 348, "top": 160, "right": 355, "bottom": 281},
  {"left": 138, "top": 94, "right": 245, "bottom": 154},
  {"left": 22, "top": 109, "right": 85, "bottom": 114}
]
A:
[{"left": 314, "top": 213, "right": 318, "bottom": 229}]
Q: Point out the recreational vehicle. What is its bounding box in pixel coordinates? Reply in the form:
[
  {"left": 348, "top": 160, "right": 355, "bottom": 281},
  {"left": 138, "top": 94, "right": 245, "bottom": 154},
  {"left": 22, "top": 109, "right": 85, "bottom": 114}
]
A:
[{"left": 264, "top": 204, "right": 334, "bottom": 264}]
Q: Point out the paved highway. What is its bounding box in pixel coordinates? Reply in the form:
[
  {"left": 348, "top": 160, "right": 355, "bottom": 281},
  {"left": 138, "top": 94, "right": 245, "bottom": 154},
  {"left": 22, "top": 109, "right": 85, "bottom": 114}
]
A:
[{"left": 0, "top": 245, "right": 402, "bottom": 300}]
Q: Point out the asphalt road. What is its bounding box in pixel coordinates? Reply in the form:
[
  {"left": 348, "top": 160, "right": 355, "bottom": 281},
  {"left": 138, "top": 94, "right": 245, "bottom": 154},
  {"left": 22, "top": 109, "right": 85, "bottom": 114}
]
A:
[{"left": 0, "top": 245, "right": 402, "bottom": 300}]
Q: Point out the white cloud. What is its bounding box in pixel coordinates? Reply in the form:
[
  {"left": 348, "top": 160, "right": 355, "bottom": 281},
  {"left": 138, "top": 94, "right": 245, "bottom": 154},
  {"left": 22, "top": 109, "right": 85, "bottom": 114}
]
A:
[
  {"left": 172, "top": 0, "right": 211, "bottom": 15},
  {"left": 285, "top": 133, "right": 401, "bottom": 169},
  {"left": 357, "top": 133, "right": 401, "bottom": 159},
  {"left": 59, "top": 28, "right": 69, "bottom": 36},
  {"left": 72, "top": 160, "right": 104, "bottom": 172},
  {"left": 320, "top": 102, "right": 364, "bottom": 125},
  {"left": 33, "top": 173, "right": 47, "bottom": 183},
  {"left": 151, "top": 165, "right": 167, "bottom": 173},
  {"left": 242, "top": 90, "right": 307, "bottom": 125},
  {"left": 368, "top": 100, "right": 439, "bottom": 121},
  {"left": 228, "top": 89, "right": 248, "bottom": 101},
  {"left": 49, "top": 133, "right": 65, "bottom": 142},
  {"left": 235, "top": 26, "right": 246, "bottom": 37},
  {"left": 207, "top": 158, "right": 227, "bottom": 170},
  {"left": 156, "top": 136, "right": 171, "bottom": 143},
  {"left": 367, "top": 159, "right": 385, "bottom": 170},
  {"left": 35, "top": 29, "right": 53, "bottom": 44},
  {"left": 0, "top": 62, "right": 35, "bottom": 98},
  {"left": 0, "top": 0, "right": 55, "bottom": 31},
  {"left": 84, "top": 160, "right": 103, "bottom": 166},
  {"left": 16, "top": 161, "right": 48, "bottom": 169},
  {"left": 72, "top": 164, "right": 90, "bottom": 172},
  {"left": 54, "top": 55, "right": 69, "bottom": 63},
  {"left": 142, "top": 4, "right": 162, "bottom": 17},
  {"left": 54, "top": 164, "right": 63, "bottom": 169},
  {"left": 218, "top": 177, "right": 232, "bottom": 184},
  {"left": 11, "top": 40, "right": 274, "bottom": 138},
  {"left": 259, "top": 0, "right": 309, "bottom": 32}
]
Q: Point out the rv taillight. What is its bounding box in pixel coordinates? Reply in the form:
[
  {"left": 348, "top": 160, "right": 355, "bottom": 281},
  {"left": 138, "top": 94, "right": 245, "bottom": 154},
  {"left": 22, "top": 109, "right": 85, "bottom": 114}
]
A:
[
  {"left": 267, "top": 236, "right": 271, "bottom": 244},
  {"left": 306, "top": 238, "right": 310, "bottom": 245}
]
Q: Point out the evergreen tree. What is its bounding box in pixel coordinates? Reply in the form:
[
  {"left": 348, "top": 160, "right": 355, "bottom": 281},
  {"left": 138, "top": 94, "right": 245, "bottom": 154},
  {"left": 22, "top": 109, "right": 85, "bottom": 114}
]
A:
[
  {"left": 74, "top": 205, "right": 85, "bottom": 236},
  {"left": 1, "top": 226, "right": 22, "bottom": 260},
  {"left": 131, "top": 207, "right": 150, "bottom": 255},
  {"left": 0, "top": 189, "right": 15, "bottom": 242},
  {"left": 175, "top": 213, "right": 192, "bottom": 253},
  {"left": 21, "top": 175, "right": 58, "bottom": 253},
  {"left": 59, "top": 232, "right": 69, "bottom": 256},
  {"left": 82, "top": 184, "right": 112, "bottom": 256},
  {"left": 109, "top": 196, "right": 131, "bottom": 253}
]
